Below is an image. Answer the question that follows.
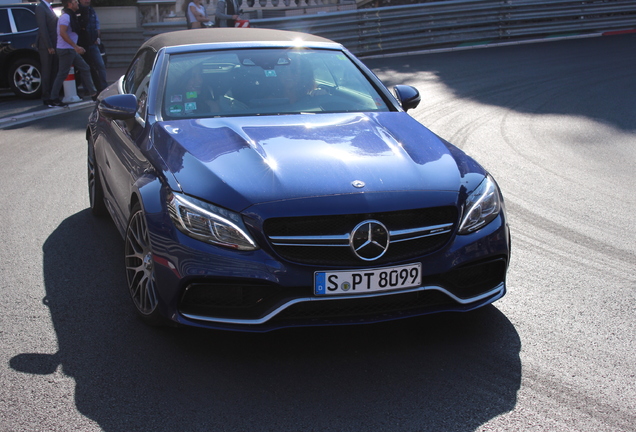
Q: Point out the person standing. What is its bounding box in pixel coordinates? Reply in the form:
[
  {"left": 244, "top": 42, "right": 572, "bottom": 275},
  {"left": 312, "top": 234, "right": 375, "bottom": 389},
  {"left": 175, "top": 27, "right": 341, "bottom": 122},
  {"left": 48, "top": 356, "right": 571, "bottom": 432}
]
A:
[
  {"left": 35, "top": 0, "right": 59, "bottom": 105},
  {"left": 49, "top": 0, "right": 97, "bottom": 107},
  {"left": 186, "top": 0, "right": 212, "bottom": 29},
  {"left": 215, "top": 0, "right": 240, "bottom": 28},
  {"left": 77, "top": 0, "right": 107, "bottom": 92}
]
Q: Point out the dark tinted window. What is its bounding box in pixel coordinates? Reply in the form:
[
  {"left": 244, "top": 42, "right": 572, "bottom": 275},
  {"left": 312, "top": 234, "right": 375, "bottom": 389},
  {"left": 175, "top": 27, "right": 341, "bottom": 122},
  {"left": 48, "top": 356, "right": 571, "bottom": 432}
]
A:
[
  {"left": 0, "top": 9, "right": 10, "bottom": 34},
  {"left": 12, "top": 8, "right": 37, "bottom": 32},
  {"left": 124, "top": 48, "right": 156, "bottom": 119},
  {"left": 125, "top": 49, "right": 156, "bottom": 95}
]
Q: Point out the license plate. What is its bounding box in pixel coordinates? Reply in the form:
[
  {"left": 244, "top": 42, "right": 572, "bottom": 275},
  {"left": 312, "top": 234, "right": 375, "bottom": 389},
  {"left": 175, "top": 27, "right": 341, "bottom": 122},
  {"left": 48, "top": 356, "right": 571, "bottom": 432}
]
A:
[{"left": 314, "top": 263, "right": 421, "bottom": 296}]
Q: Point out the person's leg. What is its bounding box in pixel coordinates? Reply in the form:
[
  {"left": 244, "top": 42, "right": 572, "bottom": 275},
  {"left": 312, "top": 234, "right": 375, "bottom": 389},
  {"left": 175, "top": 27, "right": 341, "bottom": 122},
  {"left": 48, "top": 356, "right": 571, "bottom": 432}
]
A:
[
  {"left": 50, "top": 49, "right": 74, "bottom": 101},
  {"left": 72, "top": 52, "right": 97, "bottom": 97},
  {"left": 38, "top": 49, "right": 53, "bottom": 102},
  {"left": 85, "top": 44, "right": 108, "bottom": 91}
]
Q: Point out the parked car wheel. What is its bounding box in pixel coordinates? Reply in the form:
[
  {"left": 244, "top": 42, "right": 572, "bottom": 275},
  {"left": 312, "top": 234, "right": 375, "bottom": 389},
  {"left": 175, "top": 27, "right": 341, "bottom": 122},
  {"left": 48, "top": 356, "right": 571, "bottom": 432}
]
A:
[
  {"left": 87, "top": 137, "right": 107, "bottom": 217},
  {"left": 125, "top": 203, "right": 164, "bottom": 326},
  {"left": 9, "top": 58, "right": 42, "bottom": 99}
]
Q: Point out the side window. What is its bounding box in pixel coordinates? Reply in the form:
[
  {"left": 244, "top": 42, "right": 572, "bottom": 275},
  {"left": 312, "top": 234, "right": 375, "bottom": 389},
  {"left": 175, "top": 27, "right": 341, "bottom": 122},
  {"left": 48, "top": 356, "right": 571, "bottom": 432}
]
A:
[
  {"left": 135, "top": 74, "right": 151, "bottom": 119},
  {"left": 124, "top": 49, "right": 155, "bottom": 95},
  {"left": 123, "top": 60, "right": 137, "bottom": 94},
  {"left": 123, "top": 49, "right": 156, "bottom": 119},
  {"left": 12, "top": 8, "right": 37, "bottom": 32},
  {"left": 0, "top": 9, "right": 11, "bottom": 34}
]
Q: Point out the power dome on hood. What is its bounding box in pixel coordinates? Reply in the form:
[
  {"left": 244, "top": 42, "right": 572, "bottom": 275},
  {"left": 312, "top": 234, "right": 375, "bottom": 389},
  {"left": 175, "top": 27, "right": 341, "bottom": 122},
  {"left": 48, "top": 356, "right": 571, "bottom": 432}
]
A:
[{"left": 151, "top": 112, "right": 483, "bottom": 211}]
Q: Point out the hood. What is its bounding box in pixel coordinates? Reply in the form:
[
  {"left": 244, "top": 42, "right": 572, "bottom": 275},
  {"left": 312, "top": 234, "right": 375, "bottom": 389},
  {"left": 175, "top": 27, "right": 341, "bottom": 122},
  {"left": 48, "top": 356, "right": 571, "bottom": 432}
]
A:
[{"left": 151, "top": 112, "right": 485, "bottom": 212}]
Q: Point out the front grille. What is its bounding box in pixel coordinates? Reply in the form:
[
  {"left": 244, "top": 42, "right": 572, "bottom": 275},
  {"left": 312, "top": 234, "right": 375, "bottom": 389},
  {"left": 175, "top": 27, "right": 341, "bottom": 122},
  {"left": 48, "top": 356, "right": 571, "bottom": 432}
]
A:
[{"left": 263, "top": 207, "right": 457, "bottom": 266}]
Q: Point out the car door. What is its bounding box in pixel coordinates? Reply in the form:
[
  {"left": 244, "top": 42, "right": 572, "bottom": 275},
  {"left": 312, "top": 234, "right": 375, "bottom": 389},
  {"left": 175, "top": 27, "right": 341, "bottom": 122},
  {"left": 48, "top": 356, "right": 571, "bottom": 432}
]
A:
[
  {"left": 0, "top": 6, "right": 38, "bottom": 92},
  {"left": 99, "top": 48, "right": 157, "bottom": 227}
]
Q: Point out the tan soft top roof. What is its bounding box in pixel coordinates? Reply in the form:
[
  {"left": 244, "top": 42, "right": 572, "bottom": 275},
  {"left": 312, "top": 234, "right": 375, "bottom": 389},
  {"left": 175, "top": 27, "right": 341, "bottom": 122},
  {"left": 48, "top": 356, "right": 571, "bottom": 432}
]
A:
[{"left": 142, "top": 28, "right": 336, "bottom": 52}]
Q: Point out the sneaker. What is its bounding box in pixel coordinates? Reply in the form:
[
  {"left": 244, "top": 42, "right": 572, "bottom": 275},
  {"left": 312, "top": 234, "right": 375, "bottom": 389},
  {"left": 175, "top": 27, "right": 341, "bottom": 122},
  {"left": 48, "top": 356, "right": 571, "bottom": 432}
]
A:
[{"left": 47, "top": 99, "right": 68, "bottom": 108}]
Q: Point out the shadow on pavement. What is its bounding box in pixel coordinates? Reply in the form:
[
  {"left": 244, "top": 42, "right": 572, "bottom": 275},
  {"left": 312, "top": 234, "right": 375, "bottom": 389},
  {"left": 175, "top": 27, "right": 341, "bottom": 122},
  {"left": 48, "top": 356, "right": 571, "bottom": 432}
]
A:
[
  {"left": 11, "top": 209, "right": 521, "bottom": 431},
  {"left": 367, "top": 34, "right": 636, "bottom": 132}
]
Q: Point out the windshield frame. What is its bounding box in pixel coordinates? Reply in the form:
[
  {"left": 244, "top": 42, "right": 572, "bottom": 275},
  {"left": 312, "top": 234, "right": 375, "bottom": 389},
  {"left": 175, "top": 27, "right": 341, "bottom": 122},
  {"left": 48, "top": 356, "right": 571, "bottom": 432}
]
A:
[{"left": 154, "top": 45, "right": 401, "bottom": 121}]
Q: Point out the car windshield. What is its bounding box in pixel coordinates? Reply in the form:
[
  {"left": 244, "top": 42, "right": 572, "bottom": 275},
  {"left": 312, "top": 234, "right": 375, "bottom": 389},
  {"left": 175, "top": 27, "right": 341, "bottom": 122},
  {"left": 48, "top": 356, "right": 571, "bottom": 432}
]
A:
[{"left": 162, "top": 48, "right": 392, "bottom": 119}]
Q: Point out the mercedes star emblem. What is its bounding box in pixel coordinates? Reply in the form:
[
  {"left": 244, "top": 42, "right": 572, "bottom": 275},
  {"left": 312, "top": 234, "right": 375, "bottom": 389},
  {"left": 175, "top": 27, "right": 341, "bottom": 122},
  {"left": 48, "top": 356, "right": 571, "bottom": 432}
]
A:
[{"left": 350, "top": 220, "right": 390, "bottom": 261}]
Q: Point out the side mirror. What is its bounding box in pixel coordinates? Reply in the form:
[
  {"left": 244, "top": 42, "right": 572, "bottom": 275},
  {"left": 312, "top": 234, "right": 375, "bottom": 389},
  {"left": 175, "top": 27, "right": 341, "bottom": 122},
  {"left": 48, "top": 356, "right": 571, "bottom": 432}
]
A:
[
  {"left": 393, "top": 85, "right": 421, "bottom": 112},
  {"left": 98, "top": 94, "right": 138, "bottom": 120}
]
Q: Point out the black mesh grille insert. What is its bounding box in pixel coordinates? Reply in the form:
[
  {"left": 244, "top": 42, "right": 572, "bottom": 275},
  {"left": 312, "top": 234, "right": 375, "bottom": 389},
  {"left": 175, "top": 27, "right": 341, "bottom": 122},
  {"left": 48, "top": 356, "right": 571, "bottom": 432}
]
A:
[
  {"left": 179, "top": 281, "right": 312, "bottom": 320},
  {"left": 439, "top": 258, "right": 507, "bottom": 299},
  {"left": 178, "top": 259, "right": 506, "bottom": 323},
  {"left": 272, "top": 289, "right": 453, "bottom": 321}
]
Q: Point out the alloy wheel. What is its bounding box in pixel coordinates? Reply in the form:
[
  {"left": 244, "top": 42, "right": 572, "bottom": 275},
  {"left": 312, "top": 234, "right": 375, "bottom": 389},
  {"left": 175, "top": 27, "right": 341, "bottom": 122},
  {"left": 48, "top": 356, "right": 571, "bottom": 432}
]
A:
[
  {"left": 11, "top": 60, "right": 42, "bottom": 98},
  {"left": 125, "top": 207, "right": 159, "bottom": 316}
]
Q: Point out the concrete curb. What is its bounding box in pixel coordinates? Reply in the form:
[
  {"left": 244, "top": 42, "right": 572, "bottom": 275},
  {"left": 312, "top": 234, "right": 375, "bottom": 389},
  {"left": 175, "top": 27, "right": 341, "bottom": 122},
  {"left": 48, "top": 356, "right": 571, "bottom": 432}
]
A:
[
  {"left": 0, "top": 100, "right": 96, "bottom": 129},
  {"left": 0, "top": 67, "right": 125, "bottom": 130}
]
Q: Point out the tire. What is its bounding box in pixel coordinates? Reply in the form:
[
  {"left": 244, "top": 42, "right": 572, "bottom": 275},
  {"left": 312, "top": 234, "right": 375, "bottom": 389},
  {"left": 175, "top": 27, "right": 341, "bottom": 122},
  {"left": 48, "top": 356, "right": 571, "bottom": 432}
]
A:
[
  {"left": 9, "top": 58, "right": 42, "bottom": 99},
  {"left": 87, "top": 137, "right": 108, "bottom": 217},
  {"left": 125, "top": 203, "right": 165, "bottom": 326}
]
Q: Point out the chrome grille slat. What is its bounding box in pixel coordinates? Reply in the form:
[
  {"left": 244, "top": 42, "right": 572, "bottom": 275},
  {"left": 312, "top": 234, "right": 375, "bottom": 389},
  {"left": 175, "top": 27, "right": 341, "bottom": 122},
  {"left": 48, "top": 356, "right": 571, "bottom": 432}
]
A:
[
  {"left": 269, "top": 222, "right": 454, "bottom": 246},
  {"left": 390, "top": 223, "right": 454, "bottom": 238},
  {"left": 269, "top": 233, "right": 350, "bottom": 247}
]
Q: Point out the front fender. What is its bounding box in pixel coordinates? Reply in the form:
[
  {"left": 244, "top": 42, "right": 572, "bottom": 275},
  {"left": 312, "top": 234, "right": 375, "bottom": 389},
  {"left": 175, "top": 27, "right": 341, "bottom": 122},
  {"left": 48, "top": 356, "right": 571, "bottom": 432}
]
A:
[{"left": 134, "top": 173, "right": 164, "bottom": 216}]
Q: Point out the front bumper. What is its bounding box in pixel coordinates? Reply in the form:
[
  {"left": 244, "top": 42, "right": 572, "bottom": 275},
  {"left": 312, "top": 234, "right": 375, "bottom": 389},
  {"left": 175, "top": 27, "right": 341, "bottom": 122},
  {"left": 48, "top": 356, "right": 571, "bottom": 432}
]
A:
[{"left": 148, "top": 208, "right": 510, "bottom": 332}]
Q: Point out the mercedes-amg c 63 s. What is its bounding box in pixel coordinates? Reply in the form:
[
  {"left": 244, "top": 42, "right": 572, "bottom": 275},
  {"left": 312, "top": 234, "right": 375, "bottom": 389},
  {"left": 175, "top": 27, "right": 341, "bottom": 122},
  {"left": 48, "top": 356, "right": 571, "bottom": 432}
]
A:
[{"left": 87, "top": 28, "right": 510, "bottom": 331}]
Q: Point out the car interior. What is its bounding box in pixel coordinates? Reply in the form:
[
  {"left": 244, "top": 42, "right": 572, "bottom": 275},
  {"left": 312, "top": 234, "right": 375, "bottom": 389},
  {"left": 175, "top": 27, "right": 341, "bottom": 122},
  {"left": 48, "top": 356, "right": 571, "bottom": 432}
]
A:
[{"left": 162, "top": 48, "right": 391, "bottom": 119}]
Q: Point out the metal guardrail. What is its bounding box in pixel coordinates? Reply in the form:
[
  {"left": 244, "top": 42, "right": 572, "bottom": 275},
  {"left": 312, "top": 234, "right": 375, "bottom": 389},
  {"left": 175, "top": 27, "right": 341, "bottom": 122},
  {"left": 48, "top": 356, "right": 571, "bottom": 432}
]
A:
[{"left": 244, "top": 0, "right": 636, "bottom": 56}]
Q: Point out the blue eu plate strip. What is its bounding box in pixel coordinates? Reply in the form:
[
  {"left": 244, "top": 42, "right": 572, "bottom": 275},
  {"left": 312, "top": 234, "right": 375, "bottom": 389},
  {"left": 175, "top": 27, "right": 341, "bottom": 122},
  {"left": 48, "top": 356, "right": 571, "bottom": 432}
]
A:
[{"left": 315, "top": 272, "right": 326, "bottom": 295}]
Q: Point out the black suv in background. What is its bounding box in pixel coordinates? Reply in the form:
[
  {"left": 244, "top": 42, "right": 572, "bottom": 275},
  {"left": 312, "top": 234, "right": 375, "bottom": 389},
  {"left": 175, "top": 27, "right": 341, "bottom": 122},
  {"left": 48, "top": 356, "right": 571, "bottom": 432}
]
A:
[{"left": 0, "top": 2, "right": 42, "bottom": 99}]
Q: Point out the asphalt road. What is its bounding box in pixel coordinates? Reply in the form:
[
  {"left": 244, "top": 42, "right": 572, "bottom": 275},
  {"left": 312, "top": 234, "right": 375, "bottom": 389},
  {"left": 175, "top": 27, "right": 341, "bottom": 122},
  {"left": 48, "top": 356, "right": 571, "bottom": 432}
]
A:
[{"left": 0, "top": 34, "right": 634, "bottom": 431}]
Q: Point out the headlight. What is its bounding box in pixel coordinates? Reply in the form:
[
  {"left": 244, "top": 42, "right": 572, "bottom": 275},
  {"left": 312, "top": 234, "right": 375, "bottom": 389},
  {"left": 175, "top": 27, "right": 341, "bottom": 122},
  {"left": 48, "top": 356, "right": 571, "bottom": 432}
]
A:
[
  {"left": 167, "top": 192, "right": 258, "bottom": 251},
  {"left": 458, "top": 175, "right": 502, "bottom": 234}
]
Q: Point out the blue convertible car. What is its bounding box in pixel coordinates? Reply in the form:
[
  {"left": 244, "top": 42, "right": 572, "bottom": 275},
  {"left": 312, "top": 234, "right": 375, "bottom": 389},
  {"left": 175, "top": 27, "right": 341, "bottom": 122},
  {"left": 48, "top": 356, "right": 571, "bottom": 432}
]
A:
[{"left": 87, "top": 28, "right": 510, "bottom": 331}]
